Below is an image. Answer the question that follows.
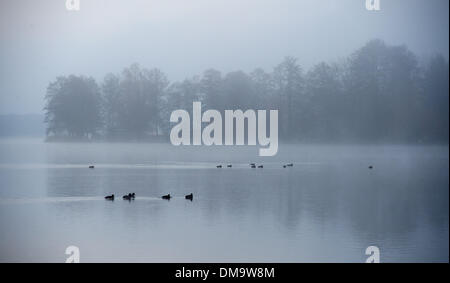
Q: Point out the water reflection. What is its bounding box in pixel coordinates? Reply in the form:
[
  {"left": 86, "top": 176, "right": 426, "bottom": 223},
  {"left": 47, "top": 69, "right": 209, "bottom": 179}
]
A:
[{"left": 0, "top": 140, "right": 448, "bottom": 262}]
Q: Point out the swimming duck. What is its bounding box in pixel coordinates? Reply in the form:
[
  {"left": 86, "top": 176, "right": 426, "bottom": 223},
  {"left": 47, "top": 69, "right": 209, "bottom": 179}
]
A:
[
  {"left": 250, "top": 163, "right": 255, "bottom": 166},
  {"left": 368, "top": 166, "right": 373, "bottom": 169},
  {"left": 287, "top": 163, "right": 293, "bottom": 167},
  {"left": 89, "top": 165, "right": 95, "bottom": 169},
  {"left": 123, "top": 193, "right": 135, "bottom": 200},
  {"left": 216, "top": 165, "right": 222, "bottom": 168},
  {"left": 162, "top": 194, "right": 171, "bottom": 200},
  {"left": 251, "top": 165, "right": 256, "bottom": 169},
  {"left": 105, "top": 194, "right": 114, "bottom": 200},
  {"left": 227, "top": 164, "right": 232, "bottom": 168},
  {"left": 185, "top": 193, "right": 193, "bottom": 200},
  {"left": 258, "top": 165, "right": 263, "bottom": 168}
]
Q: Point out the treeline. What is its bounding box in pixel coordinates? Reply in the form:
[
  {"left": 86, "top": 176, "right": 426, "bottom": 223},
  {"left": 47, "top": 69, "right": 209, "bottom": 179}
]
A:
[{"left": 44, "top": 39, "right": 449, "bottom": 143}]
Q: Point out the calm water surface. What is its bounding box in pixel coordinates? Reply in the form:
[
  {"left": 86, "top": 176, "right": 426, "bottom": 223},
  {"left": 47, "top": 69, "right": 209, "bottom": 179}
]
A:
[{"left": 0, "top": 139, "right": 448, "bottom": 262}]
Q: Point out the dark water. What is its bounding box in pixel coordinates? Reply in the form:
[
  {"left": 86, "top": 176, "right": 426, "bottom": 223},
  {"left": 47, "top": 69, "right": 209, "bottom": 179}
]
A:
[{"left": 0, "top": 139, "right": 448, "bottom": 262}]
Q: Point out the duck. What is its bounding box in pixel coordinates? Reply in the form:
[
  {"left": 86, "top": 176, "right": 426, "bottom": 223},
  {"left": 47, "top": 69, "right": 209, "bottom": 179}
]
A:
[
  {"left": 250, "top": 163, "right": 256, "bottom": 166},
  {"left": 251, "top": 165, "right": 256, "bottom": 169},
  {"left": 258, "top": 165, "right": 263, "bottom": 168},
  {"left": 123, "top": 193, "right": 135, "bottom": 200},
  {"left": 216, "top": 165, "right": 222, "bottom": 168},
  {"left": 227, "top": 164, "right": 232, "bottom": 168},
  {"left": 283, "top": 165, "right": 287, "bottom": 168},
  {"left": 105, "top": 194, "right": 114, "bottom": 200},
  {"left": 286, "top": 163, "right": 293, "bottom": 167},
  {"left": 89, "top": 165, "right": 95, "bottom": 169},
  {"left": 185, "top": 193, "right": 193, "bottom": 200},
  {"left": 162, "top": 194, "right": 171, "bottom": 200},
  {"left": 368, "top": 166, "right": 373, "bottom": 169}
]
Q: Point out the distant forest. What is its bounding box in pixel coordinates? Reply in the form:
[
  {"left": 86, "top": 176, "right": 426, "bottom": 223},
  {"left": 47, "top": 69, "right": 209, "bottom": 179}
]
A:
[{"left": 44, "top": 39, "right": 449, "bottom": 143}]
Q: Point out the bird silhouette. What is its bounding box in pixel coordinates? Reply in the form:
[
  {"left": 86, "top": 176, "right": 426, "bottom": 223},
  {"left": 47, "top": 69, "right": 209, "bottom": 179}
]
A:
[{"left": 185, "top": 193, "right": 193, "bottom": 201}]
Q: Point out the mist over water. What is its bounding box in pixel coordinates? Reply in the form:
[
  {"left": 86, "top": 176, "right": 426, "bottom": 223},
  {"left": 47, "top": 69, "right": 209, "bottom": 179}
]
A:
[
  {"left": 0, "top": 140, "right": 447, "bottom": 262},
  {"left": 0, "top": 0, "right": 448, "bottom": 263}
]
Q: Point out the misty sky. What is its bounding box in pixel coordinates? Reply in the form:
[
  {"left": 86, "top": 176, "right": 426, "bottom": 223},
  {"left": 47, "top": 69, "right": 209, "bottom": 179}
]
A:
[{"left": 0, "top": 0, "right": 448, "bottom": 114}]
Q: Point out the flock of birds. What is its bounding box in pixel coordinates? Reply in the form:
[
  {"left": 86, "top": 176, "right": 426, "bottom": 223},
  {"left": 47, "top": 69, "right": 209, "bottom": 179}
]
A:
[
  {"left": 216, "top": 163, "right": 294, "bottom": 169},
  {"left": 99, "top": 162, "right": 374, "bottom": 202},
  {"left": 104, "top": 192, "right": 194, "bottom": 201}
]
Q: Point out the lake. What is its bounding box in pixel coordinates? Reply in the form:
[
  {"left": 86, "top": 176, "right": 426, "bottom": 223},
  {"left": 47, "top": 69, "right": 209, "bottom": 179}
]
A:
[{"left": 0, "top": 139, "right": 448, "bottom": 262}]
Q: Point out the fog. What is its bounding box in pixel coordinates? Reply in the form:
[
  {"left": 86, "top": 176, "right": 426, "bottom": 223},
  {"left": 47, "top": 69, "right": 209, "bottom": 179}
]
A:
[
  {"left": 0, "top": 1, "right": 449, "bottom": 263},
  {"left": 0, "top": 0, "right": 448, "bottom": 115}
]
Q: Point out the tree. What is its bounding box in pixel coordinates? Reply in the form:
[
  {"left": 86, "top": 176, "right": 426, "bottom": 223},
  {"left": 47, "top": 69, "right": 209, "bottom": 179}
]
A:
[
  {"left": 344, "top": 39, "right": 420, "bottom": 141},
  {"left": 305, "top": 62, "right": 344, "bottom": 140},
  {"left": 222, "top": 71, "right": 255, "bottom": 110},
  {"left": 250, "top": 68, "right": 274, "bottom": 110},
  {"left": 201, "top": 69, "right": 223, "bottom": 111},
  {"left": 273, "top": 57, "right": 304, "bottom": 139},
  {"left": 43, "top": 40, "right": 449, "bottom": 144},
  {"left": 44, "top": 75, "right": 101, "bottom": 138},
  {"left": 143, "top": 67, "right": 169, "bottom": 135},
  {"left": 162, "top": 77, "right": 202, "bottom": 135},
  {"left": 102, "top": 64, "right": 169, "bottom": 138},
  {"left": 102, "top": 73, "right": 121, "bottom": 134},
  {"left": 422, "top": 54, "right": 449, "bottom": 142}
]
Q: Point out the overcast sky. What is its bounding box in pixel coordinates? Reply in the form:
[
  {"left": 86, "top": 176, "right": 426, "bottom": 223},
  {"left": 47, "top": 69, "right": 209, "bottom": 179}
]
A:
[{"left": 0, "top": 0, "right": 448, "bottom": 114}]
